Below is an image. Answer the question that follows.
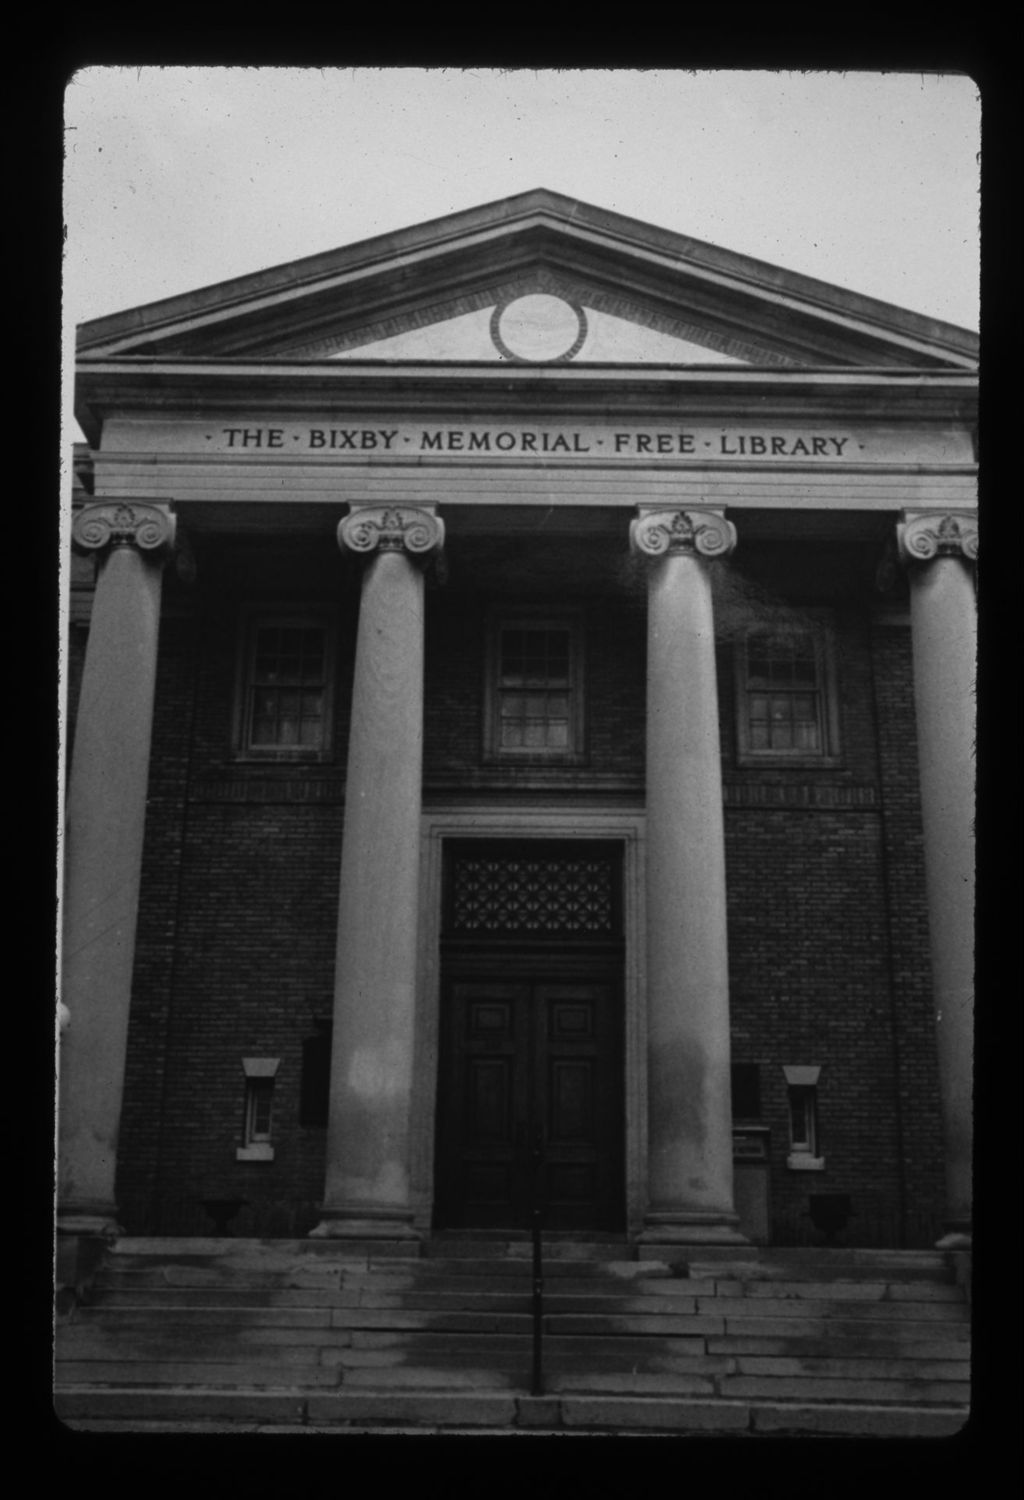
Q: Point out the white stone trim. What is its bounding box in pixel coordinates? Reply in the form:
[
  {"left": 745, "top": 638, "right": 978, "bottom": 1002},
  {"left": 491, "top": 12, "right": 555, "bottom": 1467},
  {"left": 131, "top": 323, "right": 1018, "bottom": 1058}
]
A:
[
  {"left": 412, "top": 806, "right": 647, "bottom": 1235},
  {"left": 241, "top": 1057, "right": 280, "bottom": 1078},
  {"left": 782, "top": 1065, "right": 821, "bottom": 1087},
  {"left": 235, "top": 1143, "right": 275, "bottom": 1162}
]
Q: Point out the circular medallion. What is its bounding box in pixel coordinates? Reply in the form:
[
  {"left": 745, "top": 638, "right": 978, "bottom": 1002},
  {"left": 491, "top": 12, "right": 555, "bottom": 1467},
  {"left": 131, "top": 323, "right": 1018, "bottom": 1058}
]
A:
[{"left": 491, "top": 293, "right": 587, "bottom": 362}]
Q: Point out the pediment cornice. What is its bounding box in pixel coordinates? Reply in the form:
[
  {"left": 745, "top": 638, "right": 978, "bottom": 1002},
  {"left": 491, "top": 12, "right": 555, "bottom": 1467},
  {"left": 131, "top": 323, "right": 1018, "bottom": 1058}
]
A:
[{"left": 76, "top": 189, "right": 978, "bottom": 372}]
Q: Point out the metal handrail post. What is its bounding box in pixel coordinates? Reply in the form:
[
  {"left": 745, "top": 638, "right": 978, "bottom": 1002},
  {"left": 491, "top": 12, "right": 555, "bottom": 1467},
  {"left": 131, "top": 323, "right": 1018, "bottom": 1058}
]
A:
[{"left": 530, "top": 1129, "right": 544, "bottom": 1396}]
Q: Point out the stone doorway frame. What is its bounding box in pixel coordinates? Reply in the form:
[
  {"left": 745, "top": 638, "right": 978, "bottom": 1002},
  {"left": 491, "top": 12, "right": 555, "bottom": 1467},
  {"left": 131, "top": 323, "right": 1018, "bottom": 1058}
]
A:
[{"left": 412, "top": 807, "right": 648, "bottom": 1235}]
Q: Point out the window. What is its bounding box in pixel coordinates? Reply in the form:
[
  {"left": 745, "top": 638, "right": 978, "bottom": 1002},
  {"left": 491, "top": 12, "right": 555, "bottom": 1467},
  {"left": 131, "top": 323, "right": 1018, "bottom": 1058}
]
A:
[
  {"left": 235, "top": 611, "right": 335, "bottom": 759},
  {"left": 299, "top": 1023, "right": 332, "bottom": 1128},
  {"left": 486, "top": 614, "right": 584, "bottom": 762},
  {"left": 731, "top": 1062, "right": 762, "bottom": 1121},
  {"left": 246, "top": 1079, "right": 274, "bottom": 1140},
  {"left": 736, "top": 620, "right": 841, "bottom": 765},
  {"left": 237, "top": 1057, "right": 279, "bottom": 1161},
  {"left": 783, "top": 1065, "right": 824, "bottom": 1170}
]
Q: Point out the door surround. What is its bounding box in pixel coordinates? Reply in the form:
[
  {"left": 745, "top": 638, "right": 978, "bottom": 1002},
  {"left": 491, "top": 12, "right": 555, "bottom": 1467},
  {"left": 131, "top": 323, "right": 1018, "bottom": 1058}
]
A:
[{"left": 412, "top": 807, "right": 647, "bottom": 1234}]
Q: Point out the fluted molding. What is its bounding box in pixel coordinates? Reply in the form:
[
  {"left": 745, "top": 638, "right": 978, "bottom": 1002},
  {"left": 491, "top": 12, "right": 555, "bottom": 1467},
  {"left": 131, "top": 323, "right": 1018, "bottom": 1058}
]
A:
[
  {"left": 72, "top": 502, "right": 176, "bottom": 557},
  {"left": 897, "top": 511, "right": 978, "bottom": 565},
  {"left": 630, "top": 507, "right": 737, "bottom": 560},
  {"left": 338, "top": 506, "right": 445, "bottom": 559}
]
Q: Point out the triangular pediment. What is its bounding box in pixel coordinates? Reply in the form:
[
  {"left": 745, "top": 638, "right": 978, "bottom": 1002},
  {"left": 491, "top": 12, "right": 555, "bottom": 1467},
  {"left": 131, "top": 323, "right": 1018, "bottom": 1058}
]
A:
[
  {"left": 76, "top": 189, "right": 977, "bottom": 370},
  {"left": 319, "top": 270, "right": 748, "bottom": 365}
]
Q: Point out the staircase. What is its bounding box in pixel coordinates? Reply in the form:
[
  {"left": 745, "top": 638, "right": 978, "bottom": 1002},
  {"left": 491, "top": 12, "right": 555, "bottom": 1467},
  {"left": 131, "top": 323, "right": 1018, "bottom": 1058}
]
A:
[{"left": 54, "top": 1237, "right": 970, "bottom": 1436}]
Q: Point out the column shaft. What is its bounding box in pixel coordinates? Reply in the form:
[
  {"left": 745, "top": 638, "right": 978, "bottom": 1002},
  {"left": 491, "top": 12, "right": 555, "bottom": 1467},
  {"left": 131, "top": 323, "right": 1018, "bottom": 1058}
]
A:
[
  {"left": 313, "top": 508, "right": 442, "bottom": 1237},
  {"left": 900, "top": 513, "right": 977, "bottom": 1242},
  {"left": 60, "top": 505, "right": 174, "bottom": 1231},
  {"left": 632, "top": 509, "right": 743, "bottom": 1245}
]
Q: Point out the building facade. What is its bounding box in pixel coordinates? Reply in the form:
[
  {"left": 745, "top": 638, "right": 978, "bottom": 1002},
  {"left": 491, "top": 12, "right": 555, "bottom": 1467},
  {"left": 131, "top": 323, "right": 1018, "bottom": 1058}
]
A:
[{"left": 60, "top": 192, "right": 977, "bottom": 1266}]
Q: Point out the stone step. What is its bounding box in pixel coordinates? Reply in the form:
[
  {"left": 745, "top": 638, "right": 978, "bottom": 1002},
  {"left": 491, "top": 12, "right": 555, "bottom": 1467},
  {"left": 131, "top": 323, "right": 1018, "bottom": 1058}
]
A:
[
  {"left": 70, "top": 1296, "right": 971, "bottom": 1344},
  {"left": 337, "top": 1367, "right": 521, "bottom": 1391},
  {"left": 349, "top": 1329, "right": 707, "bottom": 1356},
  {"left": 547, "top": 1310, "right": 967, "bottom": 1341},
  {"left": 319, "top": 1346, "right": 726, "bottom": 1375},
  {"left": 715, "top": 1375, "right": 972, "bottom": 1405},
  {"left": 703, "top": 1279, "right": 963, "bottom": 1301},
  {"left": 705, "top": 1333, "right": 971, "bottom": 1360},
  {"left": 57, "top": 1346, "right": 970, "bottom": 1392},
  {"left": 71, "top": 1305, "right": 544, "bottom": 1334},
  {"left": 56, "top": 1239, "right": 969, "bottom": 1437},
  {"left": 60, "top": 1349, "right": 967, "bottom": 1393},
  {"left": 57, "top": 1333, "right": 329, "bottom": 1363},
  {"left": 57, "top": 1360, "right": 343, "bottom": 1388},
  {"left": 84, "top": 1283, "right": 968, "bottom": 1323},
  {"left": 70, "top": 1305, "right": 337, "bottom": 1328},
  {"left": 95, "top": 1258, "right": 640, "bottom": 1286},
  {"left": 716, "top": 1314, "right": 969, "bottom": 1342},
  {"left": 696, "top": 1295, "right": 967, "bottom": 1321},
  {"left": 91, "top": 1267, "right": 666, "bottom": 1297},
  {"left": 106, "top": 1237, "right": 422, "bottom": 1262},
  {"left": 730, "top": 1354, "right": 969, "bottom": 1381},
  {"left": 57, "top": 1319, "right": 970, "bottom": 1377},
  {"left": 58, "top": 1328, "right": 969, "bottom": 1386},
  {"left": 52, "top": 1386, "right": 968, "bottom": 1437},
  {"left": 97, "top": 1251, "right": 957, "bottom": 1285},
  {"left": 103, "top": 1239, "right": 954, "bottom": 1271},
  {"left": 424, "top": 1237, "right": 630, "bottom": 1260},
  {"left": 687, "top": 1257, "right": 955, "bottom": 1283},
  {"left": 546, "top": 1370, "right": 970, "bottom": 1404},
  {"left": 57, "top": 1323, "right": 345, "bottom": 1352},
  {"left": 87, "top": 1272, "right": 964, "bottom": 1318}
]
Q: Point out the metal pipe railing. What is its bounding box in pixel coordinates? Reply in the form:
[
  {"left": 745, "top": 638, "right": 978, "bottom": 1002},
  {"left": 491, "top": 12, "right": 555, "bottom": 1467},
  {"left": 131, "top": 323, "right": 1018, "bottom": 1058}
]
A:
[{"left": 530, "top": 1128, "right": 545, "bottom": 1396}]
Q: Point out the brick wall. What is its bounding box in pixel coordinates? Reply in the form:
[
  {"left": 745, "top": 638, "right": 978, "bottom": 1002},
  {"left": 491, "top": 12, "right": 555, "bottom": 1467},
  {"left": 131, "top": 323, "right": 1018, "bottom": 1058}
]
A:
[
  {"left": 109, "top": 546, "right": 943, "bottom": 1243},
  {"left": 867, "top": 623, "right": 945, "bottom": 1235}
]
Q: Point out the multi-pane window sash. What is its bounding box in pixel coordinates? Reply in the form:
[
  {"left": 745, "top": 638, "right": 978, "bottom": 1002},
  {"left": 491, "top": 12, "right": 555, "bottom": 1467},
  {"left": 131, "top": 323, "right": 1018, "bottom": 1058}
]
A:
[
  {"left": 247, "top": 623, "right": 327, "bottom": 751},
  {"left": 745, "top": 629, "right": 823, "bottom": 754},
  {"left": 497, "top": 626, "right": 574, "bottom": 752},
  {"left": 788, "top": 1086, "right": 817, "bottom": 1155},
  {"left": 735, "top": 620, "right": 841, "bottom": 767},
  {"left": 245, "top": 1078, "right": 274, "bottom": 1144}
]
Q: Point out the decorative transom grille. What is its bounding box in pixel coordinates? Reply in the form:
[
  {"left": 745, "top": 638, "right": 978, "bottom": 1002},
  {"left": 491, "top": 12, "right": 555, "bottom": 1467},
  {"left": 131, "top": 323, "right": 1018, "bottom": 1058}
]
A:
[{"left": 449, "top": 853, "right": 617, "bottom": 935}]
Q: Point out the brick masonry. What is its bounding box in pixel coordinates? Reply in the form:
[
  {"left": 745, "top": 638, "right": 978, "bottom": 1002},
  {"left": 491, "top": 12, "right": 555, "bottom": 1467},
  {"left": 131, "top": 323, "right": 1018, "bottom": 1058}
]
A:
[{"left": 75, "top": 534, "right": 945, "bottom": 1245}]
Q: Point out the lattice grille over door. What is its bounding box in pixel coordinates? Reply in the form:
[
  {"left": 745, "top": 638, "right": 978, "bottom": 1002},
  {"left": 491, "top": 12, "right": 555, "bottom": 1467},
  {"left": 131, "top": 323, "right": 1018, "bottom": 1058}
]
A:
[{"left": 444, "top": 842, "right": 622, "bottom": 938}]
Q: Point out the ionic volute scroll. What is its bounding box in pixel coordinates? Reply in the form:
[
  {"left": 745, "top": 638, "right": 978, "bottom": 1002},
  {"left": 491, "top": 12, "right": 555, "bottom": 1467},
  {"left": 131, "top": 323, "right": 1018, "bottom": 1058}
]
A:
[
  {"left": 629, "top": 507, "right": 737, "bottom": 561},
  {"left": 72, "top": 502, "right": 177, "bottom": 558},
  {"left": 896, "top": 511, "right": 978, "bottom": 566},
  {"left": 337, "top": 506, "right": 445, "bottom": 565}
]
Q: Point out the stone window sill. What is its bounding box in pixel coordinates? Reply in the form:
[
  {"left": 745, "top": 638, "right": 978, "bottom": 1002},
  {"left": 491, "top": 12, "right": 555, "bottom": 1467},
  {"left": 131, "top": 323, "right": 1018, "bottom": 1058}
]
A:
[
  {"left": 786, "top": 1153, "right": 826, "bottom": 1171},
  {"left": 236, "top": 1143, "right": 274, "bottom": 1162}
]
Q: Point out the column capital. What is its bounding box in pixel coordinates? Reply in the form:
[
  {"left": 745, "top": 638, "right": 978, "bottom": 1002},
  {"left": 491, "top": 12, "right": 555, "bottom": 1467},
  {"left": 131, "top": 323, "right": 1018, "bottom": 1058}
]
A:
[
  {"left": 72, "top": 501, "right": 176, "bottom": 557},
  {"left": 630, "top": 507, "right": 737, "bottom": 560},
  {"left": 338, "top": 505, "right": 445, "bottom": 560},
  {"left": 897, "top": 510, "right": 978, "bottom": 565}
]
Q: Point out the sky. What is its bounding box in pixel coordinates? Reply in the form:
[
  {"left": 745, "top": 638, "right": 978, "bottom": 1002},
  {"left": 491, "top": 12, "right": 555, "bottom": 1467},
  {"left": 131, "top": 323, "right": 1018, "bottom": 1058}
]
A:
[{"left": 62, "top": 68, "right": 980, "bottom": 441}]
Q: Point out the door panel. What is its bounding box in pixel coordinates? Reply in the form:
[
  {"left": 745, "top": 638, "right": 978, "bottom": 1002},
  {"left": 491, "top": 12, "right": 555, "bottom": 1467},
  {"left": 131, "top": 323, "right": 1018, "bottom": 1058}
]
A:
[{"left": 435, "top": 974, "right": 623, "bottom": 1230}]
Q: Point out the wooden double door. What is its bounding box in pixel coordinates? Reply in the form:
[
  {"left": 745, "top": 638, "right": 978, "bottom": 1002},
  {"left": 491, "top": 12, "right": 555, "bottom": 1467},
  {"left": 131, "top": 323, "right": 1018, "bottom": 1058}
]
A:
[{"left": 434, "top": 965, "right": 625, "bottom": 1231}]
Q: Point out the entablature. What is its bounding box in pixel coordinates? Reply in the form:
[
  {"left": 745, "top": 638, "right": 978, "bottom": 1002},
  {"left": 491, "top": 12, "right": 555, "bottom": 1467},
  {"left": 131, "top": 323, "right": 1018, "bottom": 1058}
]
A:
[{"left": 75, "top": 358, "right": 979, "bottom": 448}]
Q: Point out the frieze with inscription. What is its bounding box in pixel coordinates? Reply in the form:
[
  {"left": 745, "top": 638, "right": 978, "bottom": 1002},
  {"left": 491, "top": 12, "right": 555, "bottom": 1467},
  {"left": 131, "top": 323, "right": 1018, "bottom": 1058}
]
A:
[
  {"left": 214, "top": 422, "right": 859, "bottom": 459},
  {"left": 100, "top": 415, "right": 975, "bottom": 468}
]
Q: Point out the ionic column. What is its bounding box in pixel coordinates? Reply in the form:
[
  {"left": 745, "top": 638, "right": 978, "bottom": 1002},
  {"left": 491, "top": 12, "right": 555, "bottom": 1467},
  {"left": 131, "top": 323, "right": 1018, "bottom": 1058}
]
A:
[
  {"left": 59, "top": 502, "right": 176, "bottom": 1237},
  {"left": 897, "top": 510, "right": 977, "bottom": 1248},
  {"left": 312, "top": 506, "right": 444, "bottom": 1239},
  {"left": 631, "top": 509, "right": 744, "bottom": 1242},
  {"left": 630, "top": 508, "right": 745, "bottom": 1245}
]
